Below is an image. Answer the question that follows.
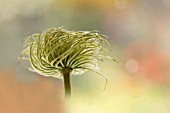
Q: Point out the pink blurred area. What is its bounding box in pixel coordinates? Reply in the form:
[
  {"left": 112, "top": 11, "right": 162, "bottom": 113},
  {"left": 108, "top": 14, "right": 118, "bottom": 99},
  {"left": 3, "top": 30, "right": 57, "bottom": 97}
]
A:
[
  {"left": 0, "top": 70, "right": 66, "bottom": 113},
  {"left": 124, "top": 40, "right": 170, "bottom": 84}
]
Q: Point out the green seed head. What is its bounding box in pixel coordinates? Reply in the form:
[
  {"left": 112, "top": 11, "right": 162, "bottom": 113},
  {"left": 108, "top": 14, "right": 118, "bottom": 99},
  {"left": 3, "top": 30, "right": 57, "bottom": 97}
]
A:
[{"left": 20, "top": 27, "right": 110, "bottom": 78}]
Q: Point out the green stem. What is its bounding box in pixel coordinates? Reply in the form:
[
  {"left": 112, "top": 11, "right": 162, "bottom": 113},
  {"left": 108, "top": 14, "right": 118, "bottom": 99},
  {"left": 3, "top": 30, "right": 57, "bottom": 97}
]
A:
[{"left": 61, "top": 68, "right": 72, "bottom": 98}]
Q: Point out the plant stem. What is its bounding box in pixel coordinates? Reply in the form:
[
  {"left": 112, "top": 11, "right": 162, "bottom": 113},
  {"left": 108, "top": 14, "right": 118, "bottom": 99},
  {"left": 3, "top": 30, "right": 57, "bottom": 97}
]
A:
[{"left": 61, "top": 68, "right": 72, "bottom": 98}]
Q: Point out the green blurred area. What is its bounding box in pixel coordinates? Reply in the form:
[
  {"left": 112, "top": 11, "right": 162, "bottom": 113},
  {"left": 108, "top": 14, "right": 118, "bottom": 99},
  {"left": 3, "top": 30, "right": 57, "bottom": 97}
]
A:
[{"left": 0, "top": 0, "right": 170, "bottom": 113}]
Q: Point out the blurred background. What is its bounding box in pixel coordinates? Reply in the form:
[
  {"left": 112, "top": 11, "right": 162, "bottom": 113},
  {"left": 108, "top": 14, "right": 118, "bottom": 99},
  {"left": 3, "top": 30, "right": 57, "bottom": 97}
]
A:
[{"left": 0, "top": 0, "right": 170, "bottom": 113}]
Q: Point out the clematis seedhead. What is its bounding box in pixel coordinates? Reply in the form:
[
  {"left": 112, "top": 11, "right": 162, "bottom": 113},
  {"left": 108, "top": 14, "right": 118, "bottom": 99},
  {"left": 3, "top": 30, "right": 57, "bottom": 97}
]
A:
[{"left": 20, "top": 27, "right": 111, "bottom": 78}]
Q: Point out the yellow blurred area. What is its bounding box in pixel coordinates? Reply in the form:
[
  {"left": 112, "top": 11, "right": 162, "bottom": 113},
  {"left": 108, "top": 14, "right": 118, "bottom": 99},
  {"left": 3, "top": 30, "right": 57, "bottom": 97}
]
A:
[
  {"left": 0, "top": 0, "right": 170, "bottom": 113},
  {"left": 68, "top": 60, "right": 170, "bottom": 113},
  {"left": 59, "top": 0, "right": 133, "bottom": 11}
]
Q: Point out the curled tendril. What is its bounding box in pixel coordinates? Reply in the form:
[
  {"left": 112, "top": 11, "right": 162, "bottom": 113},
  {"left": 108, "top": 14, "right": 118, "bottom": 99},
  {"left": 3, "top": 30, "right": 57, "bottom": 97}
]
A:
[{"left": 20, "top": 27, "right": 115, "bottom": 89}]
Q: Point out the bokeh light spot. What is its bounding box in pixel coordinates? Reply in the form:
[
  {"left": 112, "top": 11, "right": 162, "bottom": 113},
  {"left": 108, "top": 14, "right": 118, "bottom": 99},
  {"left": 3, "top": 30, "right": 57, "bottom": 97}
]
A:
[{"left": 125, "top": 59, "right": 139, "bottom": 73}]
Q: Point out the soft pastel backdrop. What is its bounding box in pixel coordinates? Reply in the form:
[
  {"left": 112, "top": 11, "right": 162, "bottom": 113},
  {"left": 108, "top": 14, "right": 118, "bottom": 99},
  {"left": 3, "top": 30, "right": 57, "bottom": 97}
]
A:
[{"left": 0, "top": 0, "right": 170, "bottom": 113}]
